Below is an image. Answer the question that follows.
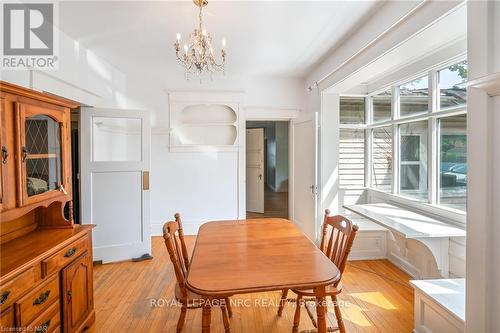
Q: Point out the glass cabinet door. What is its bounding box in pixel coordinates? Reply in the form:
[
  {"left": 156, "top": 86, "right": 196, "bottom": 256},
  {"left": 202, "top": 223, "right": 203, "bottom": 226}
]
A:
[
  {"left": 18, "top": 102, "right": 69, "bottom": 206},
  {"left": 24, "top": 114, "right": 63, "bottom": 197}
]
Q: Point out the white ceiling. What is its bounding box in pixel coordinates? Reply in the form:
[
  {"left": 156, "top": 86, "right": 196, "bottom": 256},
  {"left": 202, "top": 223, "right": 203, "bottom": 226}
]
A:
[{"left": 59, "top": 1, "right": 380, "bottom": 78}]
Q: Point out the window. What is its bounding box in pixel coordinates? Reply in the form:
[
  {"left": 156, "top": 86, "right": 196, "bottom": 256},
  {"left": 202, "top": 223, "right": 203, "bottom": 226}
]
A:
[
  {"left": 438, "top": 61, "right": 467, "bottom": 109},
  {"left": 399, "top": 121, "right": 428, "bottom": 200},
  {"left": 399, "top": 76, "right": 429, "bottom": 117},
  {"left": 372, "top": 126, "right": 393, "bottom": 192},
  {"left": 338, "top": 59, "right": 467, "bottom": 213},
  {"left": 340, "top": 97, "right": 365, "bottom": 124},
  {"left": 439, "top": 114, "right": 467, "bottom": 210},
  {"left": 339, "top": 129, "right": 365, "bottom": 187},
  {"left": 372, "top": 89, "right": 392, "bottom": 123}
]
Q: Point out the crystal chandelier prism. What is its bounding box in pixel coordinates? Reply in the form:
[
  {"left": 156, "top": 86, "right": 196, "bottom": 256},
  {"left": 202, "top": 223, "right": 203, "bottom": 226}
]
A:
[{"left": 174, "top": 0, "right": 226, "bottom": 79}]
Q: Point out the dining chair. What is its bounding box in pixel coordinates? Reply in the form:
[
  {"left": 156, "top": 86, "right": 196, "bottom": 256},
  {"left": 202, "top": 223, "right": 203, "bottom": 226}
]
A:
[
  {"left": 163, "top": 219, "right": 232, "bottom": 333},
  {"left": 277, "top": 209, "right": 358, "bottom": 333}
]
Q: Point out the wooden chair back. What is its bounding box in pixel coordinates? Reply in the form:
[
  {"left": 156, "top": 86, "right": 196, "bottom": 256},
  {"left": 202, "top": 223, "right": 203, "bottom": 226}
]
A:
[
  {"left": 162, "top": 218, "right": 189, "bottom": 299},
  {"left": 319, "top": 210, "right": 358, "bottom": 278},
  {"left": 174, "top": 213, "right": 190, "bottom": 271}
]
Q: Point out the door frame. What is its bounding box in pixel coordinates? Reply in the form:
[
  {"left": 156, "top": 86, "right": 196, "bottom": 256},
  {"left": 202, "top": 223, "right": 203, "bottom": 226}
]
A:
[{"left": 242, "top": 108, "right": 301, "bottom": 220}]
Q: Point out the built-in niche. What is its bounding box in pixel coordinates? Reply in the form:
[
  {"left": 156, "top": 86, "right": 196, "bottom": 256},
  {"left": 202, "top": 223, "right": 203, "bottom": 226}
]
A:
[{"left": 169, "top": 93, "right": 241, "bottom": 151}]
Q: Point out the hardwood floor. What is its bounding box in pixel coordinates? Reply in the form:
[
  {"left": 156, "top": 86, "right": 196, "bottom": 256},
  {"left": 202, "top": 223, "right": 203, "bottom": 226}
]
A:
[
  {"left": 87, "top": 236, "right": 413, "bottom": 333},
  {"left": 247, "top": 186, "right": 288, "bottom": 219}
]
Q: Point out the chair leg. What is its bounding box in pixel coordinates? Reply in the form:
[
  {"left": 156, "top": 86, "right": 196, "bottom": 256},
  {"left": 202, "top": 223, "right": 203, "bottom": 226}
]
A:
[
  {"left": 277, "top": 289, "right": 289, "bottom": 316},
  {"left": 332, "top": 295, "right": 346, "bottom": 333},
  {"left": 220, "top": 304, "right": 231, "bottom": 333},
  {"left": 292, "top": 295, "right": 302, "bottom": 333},
  {"left": 176, "top": 305, "right": 187, "bottom": 333},
  {"left": 225, "top": 297, "right": 233, "bottom": 318}
]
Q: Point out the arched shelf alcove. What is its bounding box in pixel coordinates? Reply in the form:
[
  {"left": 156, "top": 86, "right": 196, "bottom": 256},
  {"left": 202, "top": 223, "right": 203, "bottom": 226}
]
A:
[
  {"left": 181, "top": 104, "right": 237, "bottom": 124},
  {"left": 168, "top": 94, "right": 241, "bottom": 152}
]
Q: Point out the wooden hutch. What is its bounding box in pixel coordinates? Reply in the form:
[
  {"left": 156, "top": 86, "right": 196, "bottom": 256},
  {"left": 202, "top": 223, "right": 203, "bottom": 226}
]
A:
[{"left": 0, "top": 81, "right": 95, "bottom": 333}]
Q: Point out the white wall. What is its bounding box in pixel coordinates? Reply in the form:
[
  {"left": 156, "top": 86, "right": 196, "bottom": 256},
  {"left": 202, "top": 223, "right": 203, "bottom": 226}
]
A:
[
  {"left": 0, "top": 28, "right": 128, "bottom": 108},
  {"left": 1, "top": 26, "right": 307, "bottom": 236},
  {"left": 466, "top": 1, "right": 500, "bottom": 331},
  {"left": 122, "top": 73, "right": 305, "bottom": 235}
]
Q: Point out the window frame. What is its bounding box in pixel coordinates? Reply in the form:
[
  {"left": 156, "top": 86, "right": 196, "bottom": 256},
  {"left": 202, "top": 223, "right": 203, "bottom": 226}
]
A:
[{"left": 339, "top": 57, "right": 467, "bottom": 224}]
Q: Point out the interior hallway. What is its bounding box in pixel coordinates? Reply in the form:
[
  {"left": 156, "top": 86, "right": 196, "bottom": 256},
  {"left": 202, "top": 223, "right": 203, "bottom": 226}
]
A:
[{"left": 247, "top": 186, "right": 288, "bottom": 219}]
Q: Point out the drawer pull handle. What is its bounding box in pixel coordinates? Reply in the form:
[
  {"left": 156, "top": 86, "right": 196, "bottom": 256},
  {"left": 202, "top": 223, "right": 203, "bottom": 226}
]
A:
[
  {"left": 64, "top": 247, "right": 77, "bottom": 258},
  {"left": 35, "top": 319, "right": 51, "bottom": 333},
  {"left": 33, "top": 290, "right": 51, "bottom": 305},
  {"left": 0, "top": 290, "right": 11, "bottom": 305},
  {"left": 67, "top": 290, "right": 72, "bottom": 303},
  {"left": 1, "top": 146, "right": 8, "bottom": 164}
]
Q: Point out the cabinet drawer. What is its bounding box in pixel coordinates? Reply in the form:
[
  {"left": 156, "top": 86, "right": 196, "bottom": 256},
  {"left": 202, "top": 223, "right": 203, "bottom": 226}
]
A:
[
  {"left": 0, "top": 307, "right": 14, "bottom": 329},
  {"left": 16, "top": 274, "right": 60, "bottom": 326},
  {"left": 26, "top": 300, "right": 60, "bottom": 333},
  {"left": 0, "top": 266, "right": 36, "bottom": 312},
  {"left": 42, "top": 236, "right": 88, "bottom": 277}
]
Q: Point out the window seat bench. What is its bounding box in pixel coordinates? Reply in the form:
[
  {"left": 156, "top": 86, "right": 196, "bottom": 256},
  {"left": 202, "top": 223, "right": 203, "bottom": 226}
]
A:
[
  {"left": 345, "top": 216, "right": 388, "bottom": 260},
  {"left": 343, "top": 203, "right": 466, "bottom": 277},
  {"left": 410, "top": 278, "right": 465, "bottom": 333}
]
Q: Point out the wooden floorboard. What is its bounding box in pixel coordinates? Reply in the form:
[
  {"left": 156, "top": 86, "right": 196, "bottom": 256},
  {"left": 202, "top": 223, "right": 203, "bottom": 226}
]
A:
[
  {"left": 86, "top": 236, "right": 413, "bottom": 333},
  {"left": 247, "top": 186, "right": 288, "bottom": 219}
]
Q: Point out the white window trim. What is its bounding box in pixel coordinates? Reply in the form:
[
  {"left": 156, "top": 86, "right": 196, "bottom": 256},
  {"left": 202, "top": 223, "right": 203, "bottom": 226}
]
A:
[{"left": 339, "top": 57, "right": 467, "bottom": 226}]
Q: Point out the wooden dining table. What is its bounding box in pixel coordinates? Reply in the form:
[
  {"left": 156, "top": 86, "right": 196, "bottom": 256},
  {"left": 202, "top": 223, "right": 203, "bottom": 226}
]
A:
[{"left": 186, "top": 218, "right": 341, "bottom": 333}]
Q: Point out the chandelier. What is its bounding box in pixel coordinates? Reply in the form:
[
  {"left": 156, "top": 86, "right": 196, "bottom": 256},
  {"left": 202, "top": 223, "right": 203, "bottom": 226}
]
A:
[{"left": 174, "top": 0, "right": 226, "bottom": 79}]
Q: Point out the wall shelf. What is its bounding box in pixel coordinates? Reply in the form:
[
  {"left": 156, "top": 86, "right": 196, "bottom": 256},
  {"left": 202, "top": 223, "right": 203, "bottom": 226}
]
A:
[{"left": 169, "top": 93, "right": 242, "bottom": 152}]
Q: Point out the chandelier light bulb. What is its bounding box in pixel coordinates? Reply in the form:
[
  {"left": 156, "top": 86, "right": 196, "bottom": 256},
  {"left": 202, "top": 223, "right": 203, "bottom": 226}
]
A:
[{"left": 173, "top": 0, "right": 226, "bottom": 79}]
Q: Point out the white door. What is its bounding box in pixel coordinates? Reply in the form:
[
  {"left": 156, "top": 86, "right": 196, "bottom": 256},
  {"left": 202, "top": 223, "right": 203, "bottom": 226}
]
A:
[
  {"left": 80, "top": 108, "right": 151, "bottom": 263},
  {"left": 292, "top": 115, "right": 318, "bottom": 240},
  {"left": 246, "top": 128, "right": 264, "bottom": 213}
]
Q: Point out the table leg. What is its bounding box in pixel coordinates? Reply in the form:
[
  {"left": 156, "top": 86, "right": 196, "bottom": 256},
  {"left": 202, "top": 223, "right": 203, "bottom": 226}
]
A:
[
  {"left": 315, "top": 286, "right": 327, "bottom": 333},
  {"left": 202, "top": 302, "right": 212, "bottom": 333}
]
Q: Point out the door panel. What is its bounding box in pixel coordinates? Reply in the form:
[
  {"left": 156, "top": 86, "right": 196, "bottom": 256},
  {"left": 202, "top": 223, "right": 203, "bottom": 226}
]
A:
[
  {"left": 62, "top": 252, "right": 92, "bottom": 333},
  {"left": 91, "top": 171, "right": 142, "bottom": 247},
  {"left": 246, "top": 128, "right": 264, "bottom": 213},
  {"left": 292, "top": 117, "right": 317, "bottom": 240},
  {"left": 81, "top": 108, "right": 150, "bottom": 263}
]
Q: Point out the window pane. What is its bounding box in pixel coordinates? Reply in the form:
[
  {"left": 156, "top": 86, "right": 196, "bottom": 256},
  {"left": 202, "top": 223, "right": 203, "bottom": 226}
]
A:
[
  {"left": 439, "top": 61, "right": 467, "bottom": 109},
  {"left": 340, "top": 97, "right": 365, "bottom": 124},
  {"left": 93, "top": 117, "right": 142, "bottom": 162},
  {"left": 439, "top": 115, "right": 467, "bottom": 210},
  {"left": 372, "top": 89, "right": 392, "bottom": 123},
  {"left": 339, "top": 129, "right": 365, "bottom": 187},
  {"left": 372, "top": 126, "right": 392, "bottom": 191},
  {"left": 399, "top": 121, "right": 428, "bottom": 200},
  {"left": 25, "top": 115, "right": 62, "bottom": 196},
  {"left": 400, "top": 76, "right": 429, "bottom": 117}
]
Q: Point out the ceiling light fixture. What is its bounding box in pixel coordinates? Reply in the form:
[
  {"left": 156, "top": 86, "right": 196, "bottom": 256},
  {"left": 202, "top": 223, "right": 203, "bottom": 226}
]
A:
[{"left": 174, "top": 0, "right": 226, "bottom": 79}]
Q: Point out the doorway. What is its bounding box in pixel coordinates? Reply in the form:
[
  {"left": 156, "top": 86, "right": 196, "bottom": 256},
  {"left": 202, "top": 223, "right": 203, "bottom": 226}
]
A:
[{"left": 246, "top": 121, "right": 289, "bottom": 219}]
